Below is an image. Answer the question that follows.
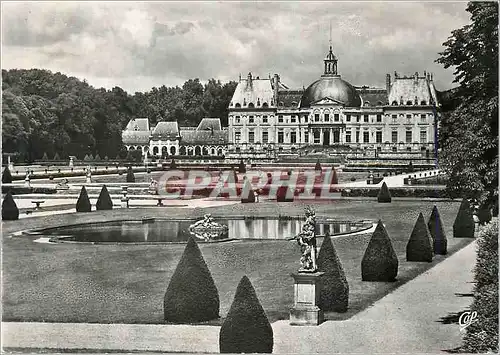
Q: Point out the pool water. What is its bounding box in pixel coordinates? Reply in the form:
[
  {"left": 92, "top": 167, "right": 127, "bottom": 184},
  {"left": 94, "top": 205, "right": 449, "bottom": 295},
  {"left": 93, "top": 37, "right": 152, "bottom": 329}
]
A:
[{"left": 40, "top": 218, "right": 373, "bottom": 244}]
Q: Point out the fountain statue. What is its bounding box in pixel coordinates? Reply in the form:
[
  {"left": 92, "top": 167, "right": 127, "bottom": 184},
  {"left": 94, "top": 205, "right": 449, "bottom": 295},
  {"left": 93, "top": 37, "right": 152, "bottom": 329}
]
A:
[
  {"left": 189, "top": 214, "right": 228, "bottom": 241},
  {"left": 149, "top": 178, "right": 159, "bottom": 195},
  {"left": 296, "top": 206, "right": 318, "bottom": 273}
]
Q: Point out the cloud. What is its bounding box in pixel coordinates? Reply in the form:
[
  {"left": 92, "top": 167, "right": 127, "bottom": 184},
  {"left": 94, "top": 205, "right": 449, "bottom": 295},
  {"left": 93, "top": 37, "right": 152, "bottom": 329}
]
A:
[{"left": 1, "top": 2, "right": 470, "bottom": 93}]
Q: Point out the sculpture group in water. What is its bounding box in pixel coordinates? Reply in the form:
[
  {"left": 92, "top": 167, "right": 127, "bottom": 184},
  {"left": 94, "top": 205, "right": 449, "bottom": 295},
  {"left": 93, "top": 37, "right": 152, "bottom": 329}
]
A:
[{"left": 189, "top": 214, "right": 229, "bottom": 241}]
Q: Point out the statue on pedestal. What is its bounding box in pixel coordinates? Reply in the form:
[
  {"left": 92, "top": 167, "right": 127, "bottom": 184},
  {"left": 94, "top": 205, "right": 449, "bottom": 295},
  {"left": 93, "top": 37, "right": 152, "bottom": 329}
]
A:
[{"left": 296, "top": 206, "right": 318, "bottom": 273}]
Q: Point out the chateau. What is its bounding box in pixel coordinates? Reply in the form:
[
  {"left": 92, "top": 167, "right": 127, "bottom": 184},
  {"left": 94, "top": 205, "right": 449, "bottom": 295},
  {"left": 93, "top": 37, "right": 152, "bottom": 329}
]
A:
[{"left": 122, "top": 46, "right": 440, "bottom": 161}]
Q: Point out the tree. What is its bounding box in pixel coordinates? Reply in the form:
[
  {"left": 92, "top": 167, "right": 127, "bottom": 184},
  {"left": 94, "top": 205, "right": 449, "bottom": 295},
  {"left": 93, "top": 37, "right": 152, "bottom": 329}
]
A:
[
  {"left": 164, "top": 237, "right": 219, "bottom": 323},
  {"left": 361, "top": 220, "right": 398, "bottom": 282},
  {"left": 377, "top": 182, "right": 392, "bottom": 203},
  {"left": 76, "top": 186, "right": 92, "bottom": 212},
  {"left": 2, "top": 191, "right": 19, "bottom": 220},
  {"left": 436, "top": 2, "right": 498, "bottom": 209},
  {"left": 317, "top": 234, "right": 349, "bottom": 312},
  {"left": 406, "top": 213, "right": 434, "bottom": 262},
  {"left": 427, "top": 205, "right": 448, "bottom": 255},
  {"left": 219, "top": 276, "right": 273, "bottom": 353},
  {"left": 453, "top": 199, "right": 475, "bottom": 238},
  {"left": 2, "top": 166, "right": 13, "bottom": 184},
  {"left": 96, "top": 185, "right": 113, "bottom": 210}
]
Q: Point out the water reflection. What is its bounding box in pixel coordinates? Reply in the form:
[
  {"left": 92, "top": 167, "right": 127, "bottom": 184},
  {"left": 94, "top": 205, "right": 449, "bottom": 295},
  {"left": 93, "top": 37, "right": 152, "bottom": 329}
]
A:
[{"left": 46, "top": 219, "right": 371, "bottom": 243}]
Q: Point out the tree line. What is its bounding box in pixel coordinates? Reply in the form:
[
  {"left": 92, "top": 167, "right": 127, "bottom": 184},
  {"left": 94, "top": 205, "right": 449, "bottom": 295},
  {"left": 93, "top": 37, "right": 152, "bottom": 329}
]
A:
[{"left": 2, "top": 68, "right": 237, "bottom": 162}]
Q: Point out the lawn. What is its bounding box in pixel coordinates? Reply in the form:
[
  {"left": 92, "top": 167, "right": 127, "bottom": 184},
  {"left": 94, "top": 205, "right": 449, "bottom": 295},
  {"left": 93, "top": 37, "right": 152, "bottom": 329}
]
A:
[{"left": 2, "top": 199, "right": 472, "bottom": 324}]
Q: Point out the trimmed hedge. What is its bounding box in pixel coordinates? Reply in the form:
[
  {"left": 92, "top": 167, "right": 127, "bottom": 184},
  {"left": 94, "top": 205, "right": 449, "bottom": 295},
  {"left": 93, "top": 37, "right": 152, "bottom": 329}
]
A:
[
  {"left": 361, "top": 220, "right": 398, "bottom": 282},
  {"left": 76, "top": 186, "right": 92, "bottom": 212},
  {"left": 377, "top": 182, "right": 392, "bottom": 203},
  {"left": 453, "top": 199, "right": 475, "bottom": 238},
  {"left": 406, "top": 213, "right": 434, "bottom": 262},
  {"left": 317, "top": 234, "right": 349, "bottom": 312},
  {"left": 2, "top": 191, "right": 19, "bottom": 220},
  {"left": 461, "top": 222, "right": 498, "bottom": 353},
  {"left": 315, "top": 160, "right": 322, "bottom": 171},
  {"left": 219, "top": 276, "right": 273, "bottom": 353},
  {"left": 330, "top": 166, "right": 339, "bottom": 185},
  {"left": 2, "top": 166, "right": 13, "bottom": 184},
  {"left": 427, "top": 205, "right": 447, "bottom": 255},
  {"left": 96, "top": 185, "right": 113, "bottom": 210},
  {"left": 164, "top": 237, "right": 220, "bottom": 323},
  {"left": 170, "top": 159, "right": 177, "bottom": 169},
  {"left": 477, "top": 206, "right": 492, "bottom": 225},
  {"left": 126, "top": 167, "right": 135, "bottom": 183},
  {"left": 493, "top": 198, "right": 498, "bottom": 217},
  {"left": 341, "top": 186, "right": 448, "bottom": 198}
]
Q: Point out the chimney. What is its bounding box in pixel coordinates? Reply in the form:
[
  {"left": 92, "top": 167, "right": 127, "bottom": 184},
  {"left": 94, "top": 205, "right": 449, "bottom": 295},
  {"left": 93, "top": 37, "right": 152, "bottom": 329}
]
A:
[
  {"left": 273, "top": 73, "right": 280, "bottom": 107},
  {"left": 246, "top": 72, "right": 253, "bottom": 89},
  {"left": 386, "top": 73, "right": 391, "bottom": 95}
]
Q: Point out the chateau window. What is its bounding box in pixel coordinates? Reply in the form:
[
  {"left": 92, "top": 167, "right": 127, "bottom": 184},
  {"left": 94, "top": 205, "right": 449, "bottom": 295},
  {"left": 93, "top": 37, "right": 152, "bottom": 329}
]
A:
[
  {"left": 363, "top": 131, "right": 369, "bottom": 143},
  {"left": 291, "top": 115, "right": 297, "bottom": 123},
  {"left": 278, "top": 115, "right": 284, "bottom": 123},
  {"left": 235, "top": 131, "right": 241, "bottom": 143},
  {"left": 376, "top": 114, "right": 382, "bottom": 123},
  {"left": 290, "top": 131, "right": 297, "bottom": 144},
  {"left": 345, "top": 132, "right": 351, "bottom": 143},
  {"left": 406, "top": 130, "right": 412, "bottom": 143},
  {"left": 420, "top": 101, "right": 427, "bottom": 105},
  {"left": 324, "top": 113, "right": 329, "bottom": 122},
  {"left": 262, "top": 116, "right": 268, "bottom": 124},
  {"left": 248, "top": 103, "right": 255, "bottom": 108},
  {"left": 406, "top": 101, "right": 413, "bottom": 105},
  {"left": 235, "top": 103, "right": 241, "bottom": 108},
  {"left": 407, "top": 147, "right": 412, "bottom": 152},
  {"left": 356, "top": 115, "right": 360, "bottom": 123},
  {"left": 420, "top": 114, "right": 426, "bottom": 122},
  {"left": 236, "top": 116, "right": 241, "bottom": 124},
  {"left": 304, "top": 132, "right": 309, "bottom": 143},
  {"left": 392, "top": 130, "right": 398, "bottom": 143},
  {"left": 392, "top": 146, "right": 397, "bottom": 152},
  {"left": 392, "top": 101, "right": 398, "bottom": 106},
  {"left": 262, "top": 131, "right": 269, "bottom": 143},
  {"left": 376, "top": 131, "right": 383, "bottom": 143},
  {"left": 314, "top": 114, "right": 320, "bottom": 122},
  {"left": 278, "top": 131, "right": 284, "bottom": 143},
  {"left": 248, "top": 131, "right": 255, "bottom": 143},
  {"left": 346, "top": 114, "right": 351, "bottom": 122},
  {"left": 406, "top": 114, "right": 412, "bottom": 123},
  {"left": 249, "top": 116, "right": 254, "bottom": 124},
  {"left": 391, "top": 114, "right": 397, "bottom": 124},
  {"left": 364, "top": 115, "right": 369, "bottom": 123},
  {"left": 334, "top": 113, "right": 339, "bottom": 122},
  {"left": 420, "top": 129, "right": 427, "bottom": 143},
  {"left": 314, "top": 130, "right": 321, "bottom": 144},
  {"left": 355, "top": 130, "right": 360, "bottom": 143}
]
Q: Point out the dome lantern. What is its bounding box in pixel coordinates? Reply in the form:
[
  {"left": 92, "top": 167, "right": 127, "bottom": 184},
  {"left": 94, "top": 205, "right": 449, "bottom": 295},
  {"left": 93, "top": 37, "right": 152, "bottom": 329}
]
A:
[{"left": 323, "top": 46, "right": 338, "bottom": 77}]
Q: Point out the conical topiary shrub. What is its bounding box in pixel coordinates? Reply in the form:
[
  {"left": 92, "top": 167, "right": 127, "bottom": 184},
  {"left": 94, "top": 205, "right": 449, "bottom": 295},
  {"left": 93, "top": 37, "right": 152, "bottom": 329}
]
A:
[
  {"left": 94, "top": 154, "right": 101, "bottom": 161},
  {"left": 164, "top": 237, "right": 220, "bottom": 323},
  {"left": 241, "top": 178, "right": 256, "bottom": 203},
  {"left": 53, "top": 152, "right": 60, "bottom": 161},
  {"left": 238, "top": 159, "right": 246, "bottom": 174},
  {"left": 330, "top": 166, "right": 339, "bottom": 185},
  {"left": 361, "top": 220, "right": 398, "bottom": 282},
  {"left": 42, "top": 152, "right": 49, "bottom": 160},
  {"left": 377, "top": 182, "right": 392, "bottom": 203},
  {"left": 453, "top": 199, "right": 475, "bottom": 238},
  {"left": 219, "top": 276, "right": 273, "bottom": 354},
  {"left": 2, "top": 191, "right": 19, "bottom": 220},
  {"left": 126, "top": 167, "right": 135, "bottom": 183},
  {"left": 317, "top": 234, "right": 349, "bottom": 312},
  {"left": 315, "top": 160, "right": 322, "bottom": 171},
  {"left": 76, "top": 186, "right": 92, "bottom": 212},
  {"left": 427, "top": 205, "right": 447, "bottom": 255},
  {"left": 225, "top": 170, "right": 238, "bottom": 184},
  {"left": 170, "top": 159, "right": 177, "bottom": 169},
  {"left": 96, "top": 185, "right": 113, "bottom": 210},
  {"left": 2, "top": 166, "right": 13, "bottom": 184},
  {"left": 406, "top": 213, "right": 434, "bottom": 262}
]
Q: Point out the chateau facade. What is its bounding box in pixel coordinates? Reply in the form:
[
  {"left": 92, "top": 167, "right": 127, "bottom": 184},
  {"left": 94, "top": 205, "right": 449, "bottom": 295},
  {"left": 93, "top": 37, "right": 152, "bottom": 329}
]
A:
[
  {"left": 226, "top": 46, "right": 440, "bottom": 159},
  {"left": 122, "top": 45, "right": 440, "bottom": 161}
]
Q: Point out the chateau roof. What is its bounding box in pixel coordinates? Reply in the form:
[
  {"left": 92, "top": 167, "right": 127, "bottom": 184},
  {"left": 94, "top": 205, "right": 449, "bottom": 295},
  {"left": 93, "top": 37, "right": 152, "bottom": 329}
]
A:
[
  {"left": 152, "top": 121, "right": 179, "bottom": 139},
  {"left": 356, "top": 87, "right": 388, "bottom": 106},
  {"left": 230, "top": 74, "right": 274, "bottom": 108},
  {"left": 300, "top": 76, "right": 362, "bottom": 108},
  {"left": 180, "top": 129, "right": 228, "bottom": 145},
  {"left": 125, "top": 118, "right": 149, "bottom": 131},
  {"left": 122, "top": 131, "right": 150, "bottom": 145},
  {"left": 197, "top": 118, "right": 222, "bottom": 131},
  {"left": 388, "top": 74, "right": 439, "bottom": 106},
  {"left": 277, "top": 89, "right": 303, "bottom": 108}
]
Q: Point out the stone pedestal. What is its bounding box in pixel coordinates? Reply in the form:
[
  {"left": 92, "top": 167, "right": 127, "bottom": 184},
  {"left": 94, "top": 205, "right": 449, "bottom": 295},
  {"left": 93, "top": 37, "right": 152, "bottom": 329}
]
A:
[
  {"left": 121, "top": 186, "right": 129, "bottom": 208},
  {"left": 69, "top": 157, "right": 74, "bottom": 168},
  {"left": 289, "top": 272, "right": 324, "bottom": 326},
  {"left": 24, "top": 174, "right": 31, "bottom": 188}
]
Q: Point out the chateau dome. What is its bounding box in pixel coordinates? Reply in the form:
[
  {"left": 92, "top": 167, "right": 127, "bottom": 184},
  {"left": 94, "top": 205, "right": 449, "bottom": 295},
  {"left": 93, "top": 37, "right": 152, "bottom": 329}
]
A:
[
  {"left": 300, "top": 76, "right": 362, "bottom": 108},
  {"left": 300, "top": 46, "right": 362, "bottom": 108}
]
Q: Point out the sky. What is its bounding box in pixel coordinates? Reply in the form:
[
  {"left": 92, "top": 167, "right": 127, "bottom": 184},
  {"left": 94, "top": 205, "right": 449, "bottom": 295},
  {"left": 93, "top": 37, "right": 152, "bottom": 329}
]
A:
[{"left": 1, "top": 1, "right": 471, "bottom": 94}]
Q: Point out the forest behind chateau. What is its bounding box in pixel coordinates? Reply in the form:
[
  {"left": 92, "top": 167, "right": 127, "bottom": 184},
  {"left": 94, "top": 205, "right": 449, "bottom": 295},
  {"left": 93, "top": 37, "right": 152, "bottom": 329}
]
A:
[{"left": 2, "top": 68, "right": 237, "bottom": 162}]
